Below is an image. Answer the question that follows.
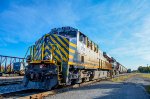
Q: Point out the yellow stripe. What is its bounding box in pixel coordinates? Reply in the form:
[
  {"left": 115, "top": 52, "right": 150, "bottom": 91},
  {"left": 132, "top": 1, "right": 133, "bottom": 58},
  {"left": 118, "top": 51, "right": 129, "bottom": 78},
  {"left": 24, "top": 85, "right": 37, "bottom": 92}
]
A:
[
  {"left": 30, "top": 60, "right": 55, "bottom": 64},
  {"left": 69, "top": 48, "right": 75, "bottom": 53},
  {"left": 54, "top": 55, "right": 61, "bottom": 62},
  {"left": 45, "top": 44, "right": 67, "bottom": 62},
  {"left": 68, "top": 61, "right": 75, "bottom": 65},
  {"left": 49, "top": 36, "right": 68, "bottom": 57},
  {"left": 30, "top": 60, "right": 42, "bottom": 63},
  {"left": 53, "top": 35, "right": 75, "bottom": 59},
  {"left": 44, "top": 52, "right": 49, "bottom": 57},
  {"left": 62, "top": 37, "right": 69, "bottom": 44},
  {"left": 45, "top": 46, "right": 49, "bottom": 50},
  {"left": 41, "top": 44, "right": 44, "bottom": 60},
  {"left": 68, "top": 62, "right": 110, "bottom": 69},
  {"left": 85, "top": 65, "right": 99, "bottom": 69},
  {"left": 69, "top": 42, "right": 77, "bottom": 48},
  {"left": 53, "top": 35, "right": 69, "bottom": 49},
  {"left": 34, "top": 42, "right": 42, "bottom": 60},
  {"left": 69, "top": 55, "right": 74, "bottom": 59},
  {"left": 34, "top": 49, "right": 41, "bottom": 60},
  {"left": 45, "top": 34, "right": 50, "bottom": 37}
]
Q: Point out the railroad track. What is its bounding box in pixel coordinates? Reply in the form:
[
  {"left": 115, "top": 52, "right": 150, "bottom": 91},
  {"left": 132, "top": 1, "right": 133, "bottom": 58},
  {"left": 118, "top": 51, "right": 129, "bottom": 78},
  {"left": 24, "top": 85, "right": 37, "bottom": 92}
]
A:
[
  {"left": 0, "top": 81, "right": 22, "bottom": 86},
  {"left": 22, "top": 78, "right": 112, "bottom": 99},
  {"left": 0, "top": 74, "right": 130, "bottom": 99},
  {"left": 0, "top": 83, "right": 30, "bottom": 95},
  {"left": 0, "top": 78, "right": 111, "bottom": 99},
  {"left": 0, "top": 76, "right": 23, "bottom": 86},
  {"left": 1, "top": 89, "right": 45, "bottom": 99}
]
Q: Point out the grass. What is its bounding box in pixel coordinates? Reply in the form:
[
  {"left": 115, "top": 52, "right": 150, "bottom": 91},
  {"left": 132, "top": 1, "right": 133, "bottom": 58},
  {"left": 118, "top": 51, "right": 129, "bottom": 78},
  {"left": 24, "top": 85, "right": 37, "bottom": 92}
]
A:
[
  {"left": 138, "top": 73, "right": 150, "bottom": 94},
  {"left": 145, "top": 85, "right": 150, "bottom": 94},
  {"left": 139, "top": 73, "right": 150, "bottom": 79},
  {"left": 112, "top": 73, "right": 150, "bottom": 94},
  {"left": 111, "top": 73, "right": 137, "bottom": 82},
  {"left": 111, "top": 73, "right": 150, "bottom": 82}
]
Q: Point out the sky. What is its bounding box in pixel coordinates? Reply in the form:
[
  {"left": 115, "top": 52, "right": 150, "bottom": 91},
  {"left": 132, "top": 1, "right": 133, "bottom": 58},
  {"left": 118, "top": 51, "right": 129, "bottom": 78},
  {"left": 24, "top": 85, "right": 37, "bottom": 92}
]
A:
[{"left": 0, "top": 0, "right": 150, "bottom": 70}]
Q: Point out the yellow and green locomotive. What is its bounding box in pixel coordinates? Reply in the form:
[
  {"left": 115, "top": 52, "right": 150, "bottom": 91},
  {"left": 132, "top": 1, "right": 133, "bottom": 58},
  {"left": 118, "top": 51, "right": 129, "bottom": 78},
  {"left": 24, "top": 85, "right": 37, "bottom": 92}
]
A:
[{"left": 23, "top": 27, "right": 112, "bottom": 89}]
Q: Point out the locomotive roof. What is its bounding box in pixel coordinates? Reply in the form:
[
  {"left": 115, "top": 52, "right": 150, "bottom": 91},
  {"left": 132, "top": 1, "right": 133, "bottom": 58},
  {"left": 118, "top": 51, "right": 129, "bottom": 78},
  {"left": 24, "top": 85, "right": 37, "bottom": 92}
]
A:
[
  {"left": 49, "top": 26, "right": 104, "bottom": 55},
  {"left": 50, "top": 26, "right": 78, "bottom": 33}
]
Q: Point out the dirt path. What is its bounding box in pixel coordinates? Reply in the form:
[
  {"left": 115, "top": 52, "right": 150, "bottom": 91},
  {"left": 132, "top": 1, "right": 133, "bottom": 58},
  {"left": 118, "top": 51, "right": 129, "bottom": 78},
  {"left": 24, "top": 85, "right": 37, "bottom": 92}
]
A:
[{"left": 47, "top": 76, "right": 150, "bottom": 99}]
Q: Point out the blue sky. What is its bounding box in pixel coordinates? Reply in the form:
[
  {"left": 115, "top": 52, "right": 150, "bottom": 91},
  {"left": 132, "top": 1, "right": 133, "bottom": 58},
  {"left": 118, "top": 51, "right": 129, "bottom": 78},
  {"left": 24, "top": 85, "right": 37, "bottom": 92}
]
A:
[{"left": 0, "top": 0, "right": 150, "bottom": 70}]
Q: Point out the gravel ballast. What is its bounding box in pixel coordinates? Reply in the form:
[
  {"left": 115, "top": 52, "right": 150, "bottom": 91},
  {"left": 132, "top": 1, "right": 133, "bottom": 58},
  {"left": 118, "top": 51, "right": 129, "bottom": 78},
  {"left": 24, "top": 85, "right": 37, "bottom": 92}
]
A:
[{"left": 46, "top": 77, "right": 150, "bottom": 99}]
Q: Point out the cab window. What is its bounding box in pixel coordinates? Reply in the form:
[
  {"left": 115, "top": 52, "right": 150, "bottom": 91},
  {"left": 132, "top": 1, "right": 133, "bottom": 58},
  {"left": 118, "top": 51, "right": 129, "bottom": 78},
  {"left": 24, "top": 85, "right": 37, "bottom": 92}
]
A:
[
  {"left": 59, "top": 32, "right": 66, "bottom": 36},
  {"left": 96, "top": 45, "right": 98, "bottom": 53},
  {"left": 79, "top": 32, "right": 86, "bottom": 44},
  {"left": 94, "top": 44, "right": 96, "bottom": 52},
  {"left": 87, "top": 38, "right": 90, "bottom": 47},
  {"left": 81, "top": 56, "right": 84, "bottom": 63},
  {"left": 90, "top": 41, "right": 93, "bottom": 50},
  {"left": 68, "top": 31, "right": 77, "bottom": 37},
  {"left": 59, "top": 31, "right": 77, "bottom": 38}
]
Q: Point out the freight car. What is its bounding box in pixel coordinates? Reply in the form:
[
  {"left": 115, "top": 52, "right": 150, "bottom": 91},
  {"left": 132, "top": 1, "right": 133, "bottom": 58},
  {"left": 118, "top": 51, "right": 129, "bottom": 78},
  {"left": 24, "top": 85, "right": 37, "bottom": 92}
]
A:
[
  {"left": 103, "top": 52, "right": 119, "bottom": 76},
  {"left": 23, "top": 26, "right": 124, "bottom": 90},
  {"left": 110, "top": 57, "right": 120, "bottom": 75},
  {"left": 13, "top": 62, "right": 25, "bottom": 75},
  {"left": 119, "top": 64, "right": 127, "bottom": 74},
  {"left": 103, "top": 52, "right": 127, "bottom": 76}
]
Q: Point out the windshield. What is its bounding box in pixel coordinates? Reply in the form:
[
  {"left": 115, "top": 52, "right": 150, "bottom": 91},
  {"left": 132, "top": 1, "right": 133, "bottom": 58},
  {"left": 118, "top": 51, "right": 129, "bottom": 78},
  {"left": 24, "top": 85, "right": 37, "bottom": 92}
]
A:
[{"left": 59, "top": 31, "right": 77, "bottom": 38}]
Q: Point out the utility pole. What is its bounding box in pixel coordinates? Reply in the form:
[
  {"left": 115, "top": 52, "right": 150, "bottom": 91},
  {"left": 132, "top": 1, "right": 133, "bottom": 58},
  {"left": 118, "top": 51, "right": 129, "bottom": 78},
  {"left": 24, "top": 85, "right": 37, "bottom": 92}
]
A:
[{"left": 147, "top": 64, "right": 149, "bottom": 73}]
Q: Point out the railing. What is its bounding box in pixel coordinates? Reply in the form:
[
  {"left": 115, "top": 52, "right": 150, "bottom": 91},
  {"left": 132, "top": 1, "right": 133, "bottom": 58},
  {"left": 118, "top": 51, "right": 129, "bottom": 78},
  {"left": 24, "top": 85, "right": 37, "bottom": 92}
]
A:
[{"left": 0, "top": 55, "right": 25, "bottom": 73}]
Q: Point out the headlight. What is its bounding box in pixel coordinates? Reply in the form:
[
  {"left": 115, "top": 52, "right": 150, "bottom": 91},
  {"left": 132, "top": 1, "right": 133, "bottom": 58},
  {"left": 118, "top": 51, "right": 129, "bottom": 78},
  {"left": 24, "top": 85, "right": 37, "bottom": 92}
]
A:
[
  {"left": 40, "top": 64, "right": 44, "bottom": 68},
  {"left": 26, "top": 55, "right": 31, "bottom": 60},
  {"left": 45, "top": 54, "right": 52, "bottom": 60}
]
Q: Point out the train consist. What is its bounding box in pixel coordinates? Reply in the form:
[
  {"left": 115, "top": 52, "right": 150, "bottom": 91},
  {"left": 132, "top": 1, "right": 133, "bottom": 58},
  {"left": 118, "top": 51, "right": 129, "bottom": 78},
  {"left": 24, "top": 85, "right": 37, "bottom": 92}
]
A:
[
  {"left": 23, "top": 27, "right": 127, "bottom": 90},
  {"left": 103, "top": 52, "right": 127, "bottom": 76}
]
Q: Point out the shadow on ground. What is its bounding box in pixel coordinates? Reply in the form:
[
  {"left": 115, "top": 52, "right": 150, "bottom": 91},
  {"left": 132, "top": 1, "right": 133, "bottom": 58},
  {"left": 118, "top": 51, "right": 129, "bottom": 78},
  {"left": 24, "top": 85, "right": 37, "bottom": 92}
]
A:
[{"left": 68, "top": 81, "right": 150, "bottom": 99}]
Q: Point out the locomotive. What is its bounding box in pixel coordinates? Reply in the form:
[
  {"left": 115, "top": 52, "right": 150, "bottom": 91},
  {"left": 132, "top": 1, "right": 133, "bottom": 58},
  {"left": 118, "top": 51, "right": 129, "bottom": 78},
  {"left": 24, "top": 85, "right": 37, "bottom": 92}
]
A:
[{"left": 23, "top": 26, "right": 126, "bottom": 90}]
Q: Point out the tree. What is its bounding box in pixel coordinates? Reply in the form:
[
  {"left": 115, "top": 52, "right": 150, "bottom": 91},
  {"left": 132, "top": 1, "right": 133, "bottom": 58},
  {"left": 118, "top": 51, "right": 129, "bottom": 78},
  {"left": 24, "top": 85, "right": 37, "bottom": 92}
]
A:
[{"left": 138, "top": 66, "right": 150, "bottom": 73}]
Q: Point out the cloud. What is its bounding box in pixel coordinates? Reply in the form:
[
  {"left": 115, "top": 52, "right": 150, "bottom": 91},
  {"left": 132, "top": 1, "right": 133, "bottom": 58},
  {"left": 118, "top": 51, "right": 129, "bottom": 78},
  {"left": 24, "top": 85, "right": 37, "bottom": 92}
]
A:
[
  {"left": 0, "top": 38, "right": 7, "bottom": 47},
  {"left": 109, "top": 14, "right": 150, "bottom": 69},
  {"left": 0, "top": 0, "right": 79, "bottom": 44},
  {"left": 3, "top": 37, "right": 18, "bottom": 43},
  {"left": 0, "top": 0, "right": 150, "bottom": 70}
]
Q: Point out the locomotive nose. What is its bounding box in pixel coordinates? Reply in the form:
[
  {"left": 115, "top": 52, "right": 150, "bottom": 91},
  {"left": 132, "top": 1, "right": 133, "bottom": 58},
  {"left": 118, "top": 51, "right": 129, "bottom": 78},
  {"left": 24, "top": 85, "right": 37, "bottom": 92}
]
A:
[
  {"left": 24, "top": 64, "right": 58, "bottom": 89},
  {"left": 26, "top": 70, "right": 43, "bottom": 81},
  {"left": 30, "top": 72, "right": 40, "bottom": 80}
]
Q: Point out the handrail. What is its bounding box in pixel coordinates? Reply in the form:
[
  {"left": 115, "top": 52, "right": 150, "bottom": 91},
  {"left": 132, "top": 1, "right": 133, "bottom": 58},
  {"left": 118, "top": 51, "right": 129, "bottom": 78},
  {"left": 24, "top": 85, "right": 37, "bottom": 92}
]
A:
[
  {"left": 0, "top": 55, "right": 25, "bottom": 59},
  {"left": 24, "top": 46, "right": 31, "bottom": 59}
]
